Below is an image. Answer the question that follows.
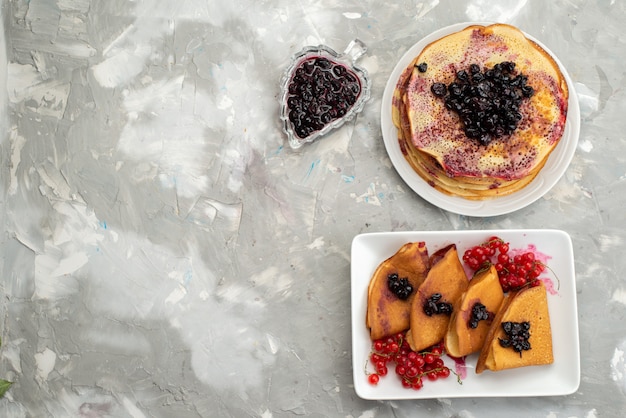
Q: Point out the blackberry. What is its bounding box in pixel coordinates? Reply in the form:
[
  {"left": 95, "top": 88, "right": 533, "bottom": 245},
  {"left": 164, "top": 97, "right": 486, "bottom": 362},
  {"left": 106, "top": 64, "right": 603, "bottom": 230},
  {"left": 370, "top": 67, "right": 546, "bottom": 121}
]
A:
[
  {"left": 431, "top": 61, "right": 535, "bottom": 145},
  {"left": 468, "top": 302, "right": 490, "bottom": 329},
  {"left": 286, "top": 56, "right": 362, "bottom": 139},
  {"left": 423, "top": 293, "right": 453, "bottom": 316},
  {"left": 387, "top": 273, "right": 413, "bottom": 300},
  {"left": 498, "top": 321, "right": 531, "bottom": 355}
]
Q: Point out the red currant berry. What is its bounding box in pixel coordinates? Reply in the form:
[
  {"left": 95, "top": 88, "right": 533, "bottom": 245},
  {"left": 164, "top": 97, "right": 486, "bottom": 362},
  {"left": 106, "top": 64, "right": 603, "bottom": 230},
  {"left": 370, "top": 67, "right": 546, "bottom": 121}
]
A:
[
  {"left": 406, "top": 366, "right": 419, "bottom": 378},
  {"left": 396, "top": 364, "right": 407, "bottom": 376},
  {"left": 517, "top": 266, "right": 528, "bottom": 278},
  {"left": 523, "top": 252, "right": 535, "bottom": 262},
  {"left": 437, "top": 367, "right": 451, "bottom": 378},
  {"left": 430, "top": 346, "right": 443, "bottom": 356},
  {"left": 472, "top": 246, "right": 485, "bottom": 257},
  {"left": 370, "top": 353, "right": 382, "bottom": 363},
  {"left": 368, "top": 373, "right": 380, "bottom": 385},
  {"left": 424, "top": 353, "right": 435, "bottom": 364},
  {"left": 414, "top": 355, "right": 425, "bottom": 368},
  {"left": 467, "top": 258, "right": 480, "bottom": 270},
  {"left": 487, "top": 235, "right": 500, "bottom": 243}
]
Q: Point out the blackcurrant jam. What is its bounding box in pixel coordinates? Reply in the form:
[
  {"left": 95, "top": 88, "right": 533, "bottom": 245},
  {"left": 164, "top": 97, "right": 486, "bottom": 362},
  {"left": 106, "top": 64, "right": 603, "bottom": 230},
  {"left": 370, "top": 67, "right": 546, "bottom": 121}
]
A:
[{"left": 285, "top": 56, "right": 362, "bottom": 140}]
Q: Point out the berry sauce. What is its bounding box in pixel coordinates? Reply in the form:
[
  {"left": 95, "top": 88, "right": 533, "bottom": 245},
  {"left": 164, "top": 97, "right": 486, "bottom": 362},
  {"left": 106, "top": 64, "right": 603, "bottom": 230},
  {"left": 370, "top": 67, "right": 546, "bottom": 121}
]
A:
[
  {"left": 431, "top": 61, "right": 535, "bottom": 146},
  {"left": 286, "top": 56, "right": 362, "bottom": 139}
]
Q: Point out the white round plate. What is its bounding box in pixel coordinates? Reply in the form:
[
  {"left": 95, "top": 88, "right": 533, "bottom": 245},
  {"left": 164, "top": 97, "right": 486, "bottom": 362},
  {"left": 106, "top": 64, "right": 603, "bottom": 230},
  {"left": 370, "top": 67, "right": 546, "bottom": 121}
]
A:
[{"left": 380, "top": 22, "right": 581, "bottom": 217}]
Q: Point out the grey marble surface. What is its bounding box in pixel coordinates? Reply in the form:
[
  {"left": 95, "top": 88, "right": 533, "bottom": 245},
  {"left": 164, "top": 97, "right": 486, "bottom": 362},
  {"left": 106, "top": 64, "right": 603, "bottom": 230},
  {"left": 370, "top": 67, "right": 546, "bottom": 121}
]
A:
[{"left": 1, "top": 0, "right": 625, "bottom": 417}]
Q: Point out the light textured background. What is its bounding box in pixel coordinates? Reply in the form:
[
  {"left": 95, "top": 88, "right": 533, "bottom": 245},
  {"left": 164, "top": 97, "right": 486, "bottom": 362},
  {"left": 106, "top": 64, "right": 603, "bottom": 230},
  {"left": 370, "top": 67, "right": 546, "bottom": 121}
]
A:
[{"left": 1, "top": 0, "right": 625, "bottom": 417}]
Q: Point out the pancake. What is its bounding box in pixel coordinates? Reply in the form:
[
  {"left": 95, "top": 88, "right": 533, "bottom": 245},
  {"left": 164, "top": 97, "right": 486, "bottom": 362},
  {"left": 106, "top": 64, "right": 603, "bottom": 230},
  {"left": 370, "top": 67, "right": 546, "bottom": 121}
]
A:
[
  {"left": 366, "top": 242, "right": 430, "bottom": 340},
  {"left": 444, "top": 264, "right": 505, "bottom": 358},
  {"left": 393, "top": 23, "right": 569, "bottom": 199},
  {"left": 406, "top": 244, "right": 469, "bottom": 352},
  {"left": 476, "top": 281, "right": 553, "bottom": 373}
]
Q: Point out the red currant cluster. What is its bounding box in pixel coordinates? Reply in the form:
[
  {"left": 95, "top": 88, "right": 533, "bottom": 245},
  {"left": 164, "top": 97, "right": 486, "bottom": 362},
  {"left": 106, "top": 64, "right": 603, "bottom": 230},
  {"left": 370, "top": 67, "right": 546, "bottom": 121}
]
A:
[
  {"left": 462, "top": 236, "right": 545, "bottom": 292},
  {"left": 367, "top": 332, "right": 452, "bottom": 389}
]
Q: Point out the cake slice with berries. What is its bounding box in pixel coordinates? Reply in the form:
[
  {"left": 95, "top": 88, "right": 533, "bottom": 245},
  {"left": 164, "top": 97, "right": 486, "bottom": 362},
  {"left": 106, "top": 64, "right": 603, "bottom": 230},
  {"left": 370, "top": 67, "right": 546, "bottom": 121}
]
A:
[
  {"left": 444, "top": 264, "right": 505, "bottom": 358},
  {"left": 406, "top": 244, "right": 469, "bottom": 352},
  {"left": 476, "top": 281, "right": 553, "bottom": 373},
  {"left": 366, "top": 242, "right": 430, "bottom": 340}
]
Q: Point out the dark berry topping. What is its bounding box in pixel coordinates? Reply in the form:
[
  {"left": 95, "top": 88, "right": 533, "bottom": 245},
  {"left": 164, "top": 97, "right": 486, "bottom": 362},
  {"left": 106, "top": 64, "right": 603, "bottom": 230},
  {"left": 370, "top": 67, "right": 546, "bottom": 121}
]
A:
[
  {"left": 286, "top": 56, "right": 362, "bottom": 139},
  {"left": 431, "top": 61, "right": 535, "bottom": 145},
  {"left": 423, "top": 293, "right": 453, "bottom": 316},
  {"left": 416, "top": 62, "right": 428, "bottom": 73},
  {"left": 387, "top": 273, "right": 413, "bottom": 300},
  {"left": 498, "top": 321, "right": 531, "bottom": 355},
  {"left": 468, "top": 302, "right": 491, "bottom": 329},
  {"left": 431, "top": 82, "right": 447, "bottom": 97}
]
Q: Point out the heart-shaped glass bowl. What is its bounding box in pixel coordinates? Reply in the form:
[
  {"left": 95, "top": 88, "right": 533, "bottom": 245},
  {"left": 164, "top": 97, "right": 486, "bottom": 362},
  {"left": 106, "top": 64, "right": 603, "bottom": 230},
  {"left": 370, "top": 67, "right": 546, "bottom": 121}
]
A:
[{"left": 280, "top": 40, "right": 371, "bottom": 149}]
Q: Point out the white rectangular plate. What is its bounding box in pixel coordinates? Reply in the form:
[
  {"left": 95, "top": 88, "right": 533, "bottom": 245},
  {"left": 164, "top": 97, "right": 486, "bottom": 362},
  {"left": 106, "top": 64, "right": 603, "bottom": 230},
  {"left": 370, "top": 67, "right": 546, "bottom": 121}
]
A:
[{"left": 351, "top": 229, "right": 580, "bottom": 399}]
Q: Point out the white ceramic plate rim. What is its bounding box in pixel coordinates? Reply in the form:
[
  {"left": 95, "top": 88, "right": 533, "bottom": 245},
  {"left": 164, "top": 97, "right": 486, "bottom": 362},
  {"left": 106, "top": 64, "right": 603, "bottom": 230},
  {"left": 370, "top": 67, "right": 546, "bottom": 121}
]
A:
[
  {"left": 380, "top": 22, "right": 581, "bottom": 217},
  {"left": 351, "top": 229, "right": 580, "bottom": 399}
]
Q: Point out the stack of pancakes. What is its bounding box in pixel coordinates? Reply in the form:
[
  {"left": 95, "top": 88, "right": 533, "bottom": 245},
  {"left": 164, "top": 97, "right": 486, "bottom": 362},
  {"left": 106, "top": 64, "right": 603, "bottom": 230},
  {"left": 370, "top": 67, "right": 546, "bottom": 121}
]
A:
[{"left": 392, "top": 24, "right": 569, "bottom": 199}]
